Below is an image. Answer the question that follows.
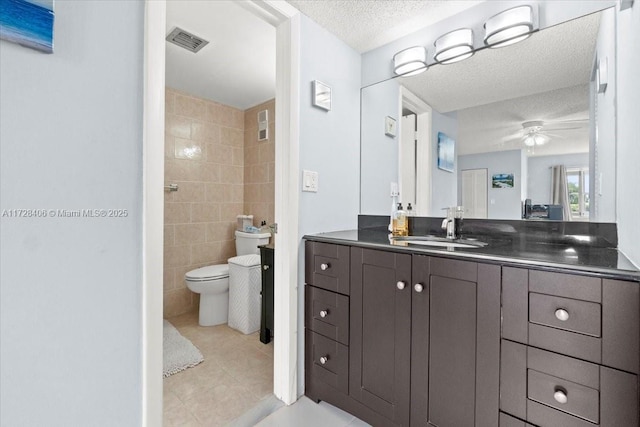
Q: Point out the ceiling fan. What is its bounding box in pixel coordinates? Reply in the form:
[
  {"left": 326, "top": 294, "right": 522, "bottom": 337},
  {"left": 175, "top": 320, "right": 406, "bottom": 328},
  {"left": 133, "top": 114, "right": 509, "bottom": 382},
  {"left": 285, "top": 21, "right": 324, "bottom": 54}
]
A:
[{"left": 500, "top": 118, "right": 588, "bottom": 148}]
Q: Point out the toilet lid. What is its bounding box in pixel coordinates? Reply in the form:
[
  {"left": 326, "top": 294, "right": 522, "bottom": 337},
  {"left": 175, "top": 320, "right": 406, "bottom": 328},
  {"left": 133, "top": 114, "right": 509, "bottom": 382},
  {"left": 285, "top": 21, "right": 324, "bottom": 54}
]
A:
[{"left": 185, "top": 264, "right": 229, "bottom": 280}]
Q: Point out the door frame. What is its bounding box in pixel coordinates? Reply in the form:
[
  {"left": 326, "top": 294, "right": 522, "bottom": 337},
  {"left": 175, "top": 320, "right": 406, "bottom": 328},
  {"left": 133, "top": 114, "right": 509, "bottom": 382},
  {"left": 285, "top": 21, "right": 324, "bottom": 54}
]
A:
[
  {"left": 399, "top": 87, "right": 432, "bottom": 216},
  {"left": 142, "top": 1, "right": 300, "bottom": 424}
]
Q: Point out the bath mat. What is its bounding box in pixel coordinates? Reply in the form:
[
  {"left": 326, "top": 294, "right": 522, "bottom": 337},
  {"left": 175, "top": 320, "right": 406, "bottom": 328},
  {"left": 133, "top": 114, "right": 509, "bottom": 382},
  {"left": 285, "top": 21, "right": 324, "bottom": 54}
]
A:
[{"left": 163, "top": 320, "right": 204, "bottom": 378}]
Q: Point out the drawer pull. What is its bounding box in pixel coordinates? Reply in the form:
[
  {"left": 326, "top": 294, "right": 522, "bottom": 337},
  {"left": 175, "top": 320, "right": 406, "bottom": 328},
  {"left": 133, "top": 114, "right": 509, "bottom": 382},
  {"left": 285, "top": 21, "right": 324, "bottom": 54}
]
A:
[
  {"left": 263, "top": 265, "right": 270, "bottom": 271},
  {"left": 414, "top": 283, "right": 424, "bottom": 293},
  {"left": 553, "top": 388, "right": 568, "bottom": 404},
  {"left": 397, "top": 281, "right": 406, "bottom": 290},
  {"left": 320, "top": 263, "right": 330, "bottom": 271},
  {"left": 319, "top": 356, "right": 329, "bottom": 365},
  {"left": 555, "top": 308, "right": 570, "bottom": 321},
  {"left": 319, "top": 310, "right": 329, "bottom": 318}
]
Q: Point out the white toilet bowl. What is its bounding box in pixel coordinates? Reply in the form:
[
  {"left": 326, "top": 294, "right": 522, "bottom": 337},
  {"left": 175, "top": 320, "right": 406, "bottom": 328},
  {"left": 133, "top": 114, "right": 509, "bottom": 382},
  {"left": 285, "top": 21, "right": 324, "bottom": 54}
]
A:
[
  {"left": 185, "top": 264, "right": 229, "bottom": 326},
  {"left": 185, "top": 229, "right": 270, "bottom": 327}
]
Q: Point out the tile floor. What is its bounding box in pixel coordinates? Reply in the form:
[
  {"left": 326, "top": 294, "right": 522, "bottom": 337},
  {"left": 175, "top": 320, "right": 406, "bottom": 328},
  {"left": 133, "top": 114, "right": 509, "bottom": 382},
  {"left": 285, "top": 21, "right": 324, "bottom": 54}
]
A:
[
  {"left": 255, "top": 397, "right": 371, "bottom": 427},
  {"left": 163, "top": 311, "right": 274, "bottom": 426}
]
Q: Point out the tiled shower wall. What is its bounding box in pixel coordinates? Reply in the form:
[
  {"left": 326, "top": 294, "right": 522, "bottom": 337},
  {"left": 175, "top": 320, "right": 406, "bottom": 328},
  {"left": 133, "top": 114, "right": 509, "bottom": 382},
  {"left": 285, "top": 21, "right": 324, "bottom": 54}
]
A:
[
  {"left": 244, "top": 100, "right": 275, "bottom": 226},
  {"left": 163, "top": 88, "right": 275, "bottom": 317}
]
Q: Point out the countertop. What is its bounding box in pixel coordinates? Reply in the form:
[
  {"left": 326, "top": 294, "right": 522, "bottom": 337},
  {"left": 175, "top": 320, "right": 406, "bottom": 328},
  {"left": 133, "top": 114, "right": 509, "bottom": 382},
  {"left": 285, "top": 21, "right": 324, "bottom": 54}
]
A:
[{"left": 304, "top": 229, "right": 640, "bottom": 282}]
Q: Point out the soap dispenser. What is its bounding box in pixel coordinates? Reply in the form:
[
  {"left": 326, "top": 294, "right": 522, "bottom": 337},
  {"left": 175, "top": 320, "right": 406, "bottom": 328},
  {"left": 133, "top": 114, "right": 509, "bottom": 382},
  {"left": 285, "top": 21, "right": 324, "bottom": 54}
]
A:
[{"left": 393, "top": 203, "right": 408, "bottom": 237}]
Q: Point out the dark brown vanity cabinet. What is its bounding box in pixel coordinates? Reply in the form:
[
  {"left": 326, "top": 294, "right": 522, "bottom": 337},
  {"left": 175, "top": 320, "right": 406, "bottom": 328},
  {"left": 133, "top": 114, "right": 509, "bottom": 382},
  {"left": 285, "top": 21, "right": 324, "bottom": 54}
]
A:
[
  {"left": 305, "top": 239, "right": 639, "bottom": 427},
  {"left": 349, "top": 247, "right": 501, "bottom": 427},
  {"left": 500, "top": 267, "right": 640, "bottom": 426}
]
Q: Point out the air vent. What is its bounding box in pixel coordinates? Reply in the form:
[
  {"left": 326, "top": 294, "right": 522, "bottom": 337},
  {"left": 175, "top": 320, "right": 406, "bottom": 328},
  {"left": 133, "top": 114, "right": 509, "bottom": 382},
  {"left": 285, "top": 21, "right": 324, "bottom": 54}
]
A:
[{"left": 166, "top": 27, "right": 209, "bottom": 53}]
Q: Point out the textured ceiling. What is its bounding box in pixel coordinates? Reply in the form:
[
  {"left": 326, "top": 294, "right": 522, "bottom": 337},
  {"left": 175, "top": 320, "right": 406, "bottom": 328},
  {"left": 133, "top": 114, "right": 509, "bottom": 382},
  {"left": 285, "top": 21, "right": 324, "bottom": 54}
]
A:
[
  {"left": 165, "top": 0, "right": 276, "bottom": 110},
  {"left": 399, "top": 11, "right": 601, "bottom": 157},
  {"left": 287, "top": 0, "right": 481, "bottom": 53}
]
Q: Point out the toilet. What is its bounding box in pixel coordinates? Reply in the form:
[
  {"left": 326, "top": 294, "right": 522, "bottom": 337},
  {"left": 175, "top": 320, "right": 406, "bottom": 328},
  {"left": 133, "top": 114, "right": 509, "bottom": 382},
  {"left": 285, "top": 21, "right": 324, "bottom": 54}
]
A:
[{"left": 185, "top": 230, "right": 270, "bottom": 326}]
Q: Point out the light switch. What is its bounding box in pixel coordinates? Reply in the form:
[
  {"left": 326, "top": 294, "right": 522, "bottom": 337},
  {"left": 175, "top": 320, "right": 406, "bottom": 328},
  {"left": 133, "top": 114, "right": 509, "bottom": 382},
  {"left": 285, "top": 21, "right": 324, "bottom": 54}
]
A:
[{"left": 303, "top": 170, "right": 318, "bottom": 192}]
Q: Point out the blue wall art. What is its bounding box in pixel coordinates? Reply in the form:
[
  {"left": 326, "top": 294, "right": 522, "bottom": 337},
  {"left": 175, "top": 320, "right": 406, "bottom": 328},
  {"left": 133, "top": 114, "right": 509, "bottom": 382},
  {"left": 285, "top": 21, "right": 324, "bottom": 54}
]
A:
[
  {"left": 437, "top": 132, "right": 455, "bottom": 173},
  {"left": 0, "top": 0, "right": 54, "bottom": 53}
]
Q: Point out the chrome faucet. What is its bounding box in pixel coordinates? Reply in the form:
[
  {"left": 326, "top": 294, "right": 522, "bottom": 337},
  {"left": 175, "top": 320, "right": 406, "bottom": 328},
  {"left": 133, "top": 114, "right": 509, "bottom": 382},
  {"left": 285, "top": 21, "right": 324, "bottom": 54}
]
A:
[{"left": 441, "top": 206, "right": 464, "bottom": 240}]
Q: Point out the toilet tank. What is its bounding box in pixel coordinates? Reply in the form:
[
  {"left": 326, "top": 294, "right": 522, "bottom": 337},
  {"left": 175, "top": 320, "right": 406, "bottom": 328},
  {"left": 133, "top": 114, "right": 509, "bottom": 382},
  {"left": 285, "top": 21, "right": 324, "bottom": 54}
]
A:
[{"left": 235, "top": 230, "right": 271, "bottom": 255}]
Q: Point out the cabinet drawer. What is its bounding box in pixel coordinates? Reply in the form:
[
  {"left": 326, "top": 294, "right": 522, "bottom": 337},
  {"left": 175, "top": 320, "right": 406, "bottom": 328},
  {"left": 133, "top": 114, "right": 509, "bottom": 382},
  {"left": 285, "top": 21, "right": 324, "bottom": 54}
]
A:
[
  {"left": 502, "top": 267, "right": 639, "bottom": 373},
  {"left": 529, "top": 293, "right": 601, "bottom": 337},
  {"left": 305, "top": 241, "right": 350, "bottom": 295},
  {"left": 528, "top": 369, "right": 599, "bottom": 423},
  {"left": 305, "top": 330, "right": 348, "bottom": 394},
  {"left": 500, "top": 340, "right": 639, "bottom": 427},
  {"left": 305, "top": 285, "right": 349, "bottom": 345},
  {"left": 529, "top": 270, "right": 601, "bottom": 303}
]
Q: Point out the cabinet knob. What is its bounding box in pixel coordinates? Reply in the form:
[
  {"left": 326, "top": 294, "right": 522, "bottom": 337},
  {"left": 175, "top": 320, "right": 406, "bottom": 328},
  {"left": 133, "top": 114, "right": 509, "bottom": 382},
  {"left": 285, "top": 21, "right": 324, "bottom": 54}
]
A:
[
  {"left": 555, "top": 308, "right": 569, "bottom": 322},
  {"left": 319, "top": 310, "right": 329, "bottom": 318},
  {"left": 319, "top": 356, "right": 329, "bottom": 365},
  {"left": 414, "top": 283, "right": 424, "bottom": 293},
  {"left": 263, "top": 265, "right": 270, "bottom": 271},
  {"left": 320, "top": 263, "right": 330, "bottom": 271},
  {"left": 553, "top": 388, "right": 568, "bottom": 404},
  {"left": 396, "top": 281, "right": 406, "bottom": 290}
]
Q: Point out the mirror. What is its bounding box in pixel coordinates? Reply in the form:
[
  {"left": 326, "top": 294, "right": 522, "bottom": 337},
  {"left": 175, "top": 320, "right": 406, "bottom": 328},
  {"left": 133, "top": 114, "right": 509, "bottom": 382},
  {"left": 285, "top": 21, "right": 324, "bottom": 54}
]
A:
[{"left": 360, "top": 8, "right": 616, "bottom": 222}]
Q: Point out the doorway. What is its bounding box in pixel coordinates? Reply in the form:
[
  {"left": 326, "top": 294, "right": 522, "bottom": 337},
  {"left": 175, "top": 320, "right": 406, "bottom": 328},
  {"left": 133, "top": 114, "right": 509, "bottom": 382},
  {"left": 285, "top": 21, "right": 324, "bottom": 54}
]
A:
[{"left": 142, "top": 1, "right": 300, "bottom": 425}]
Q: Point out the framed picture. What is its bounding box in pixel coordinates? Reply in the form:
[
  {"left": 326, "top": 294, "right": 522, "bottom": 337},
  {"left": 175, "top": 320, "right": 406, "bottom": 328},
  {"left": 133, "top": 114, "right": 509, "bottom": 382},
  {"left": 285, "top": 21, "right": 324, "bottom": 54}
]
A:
[
  {"left": 437, "top": 132, "right": 455, "bottom": 172},
  {"left": 0, "top": 0, "right": 55, "bottom": 53},
  {"left": 492, "top": 173, "right": 514, "bottom": 188},
  {"left": 384, "top": 116, "right": 397, "bottom": 137},
  {"left": 312, "top": 80, "right": 331, "bottom": 111}
]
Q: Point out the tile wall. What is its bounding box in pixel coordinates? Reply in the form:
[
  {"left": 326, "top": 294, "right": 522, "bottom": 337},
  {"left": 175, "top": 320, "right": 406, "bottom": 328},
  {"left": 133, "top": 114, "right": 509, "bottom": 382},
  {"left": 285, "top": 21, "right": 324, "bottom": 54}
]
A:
[
  {"left": 244, "top": 100, "right": 276, "bottom": 227},
  {"left": 163, "top": 88, "right": 275, "bottom": 317}
]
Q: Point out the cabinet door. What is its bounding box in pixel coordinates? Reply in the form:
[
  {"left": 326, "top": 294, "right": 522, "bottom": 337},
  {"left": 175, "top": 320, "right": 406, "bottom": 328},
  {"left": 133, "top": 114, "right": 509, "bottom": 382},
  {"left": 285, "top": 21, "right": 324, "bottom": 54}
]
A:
[
  {"left": 411, "top": 256, "right": 501, "bottom": 427},
  {"left": 350, "top": 247, "right": 411, "bottom": 426}
]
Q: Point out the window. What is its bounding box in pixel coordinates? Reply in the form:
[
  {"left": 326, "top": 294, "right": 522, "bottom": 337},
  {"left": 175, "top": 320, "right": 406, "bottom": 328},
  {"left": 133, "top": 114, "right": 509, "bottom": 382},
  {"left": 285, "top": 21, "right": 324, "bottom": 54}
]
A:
[{"left": 567, "top": 168, "right": 589, "bottom": 219}]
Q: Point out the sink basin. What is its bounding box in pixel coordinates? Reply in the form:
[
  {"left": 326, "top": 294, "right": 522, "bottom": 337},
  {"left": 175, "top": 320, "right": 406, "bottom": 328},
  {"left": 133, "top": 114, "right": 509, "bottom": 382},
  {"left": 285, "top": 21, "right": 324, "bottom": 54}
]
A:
[{"left": 391, "top": 235, "right": 487, "bottom": 249}]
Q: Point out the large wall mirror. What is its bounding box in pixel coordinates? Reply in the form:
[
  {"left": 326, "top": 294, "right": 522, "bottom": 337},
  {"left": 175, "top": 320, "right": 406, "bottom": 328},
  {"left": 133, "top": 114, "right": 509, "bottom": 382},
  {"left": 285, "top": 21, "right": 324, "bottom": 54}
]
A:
[{"left": 360, "top": 6, "right": 616, "bottom": 223}]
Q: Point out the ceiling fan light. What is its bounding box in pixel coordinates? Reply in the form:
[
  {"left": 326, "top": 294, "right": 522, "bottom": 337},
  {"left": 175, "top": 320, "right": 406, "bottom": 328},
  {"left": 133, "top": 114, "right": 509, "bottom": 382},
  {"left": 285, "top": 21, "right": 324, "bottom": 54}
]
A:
[
  {"left": 484, "top": 6, "right": 533, "bottom": 48},
  {"left": 393, "top": 46, "right": 428, "bottom": 76},
  {"left": 434, "top": 28, "right": 474, "bottom": 64},
  {"left": 534, "top": 134, "right": 547, "bottom": 145},
  {"left": 524, "top": 136, "right": 535, "bottom": 147}
]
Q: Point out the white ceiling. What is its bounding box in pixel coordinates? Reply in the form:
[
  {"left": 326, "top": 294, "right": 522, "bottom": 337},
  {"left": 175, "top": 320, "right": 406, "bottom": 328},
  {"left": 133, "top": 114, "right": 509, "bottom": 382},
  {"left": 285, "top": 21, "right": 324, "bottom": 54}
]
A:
[
  {"left": 165, "top": 0, "right": 276, "bottom": 110},
  {"left": 286, "top": 0, "right": 481, "bottom": 53}
]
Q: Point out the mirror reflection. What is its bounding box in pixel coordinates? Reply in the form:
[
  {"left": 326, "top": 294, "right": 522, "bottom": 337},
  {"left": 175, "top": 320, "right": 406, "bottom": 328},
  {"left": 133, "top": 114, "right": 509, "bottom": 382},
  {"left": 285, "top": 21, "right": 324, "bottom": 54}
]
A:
[{"left": 360, "top": 8, "right": 616, "bottom": 222}]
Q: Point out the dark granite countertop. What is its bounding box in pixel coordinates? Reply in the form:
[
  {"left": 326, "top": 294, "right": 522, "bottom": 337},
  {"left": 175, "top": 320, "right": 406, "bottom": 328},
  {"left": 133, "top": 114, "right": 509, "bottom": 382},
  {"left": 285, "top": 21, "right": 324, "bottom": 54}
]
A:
[{"left": 304, "top": 228, "right": 640, "bottom": 282}]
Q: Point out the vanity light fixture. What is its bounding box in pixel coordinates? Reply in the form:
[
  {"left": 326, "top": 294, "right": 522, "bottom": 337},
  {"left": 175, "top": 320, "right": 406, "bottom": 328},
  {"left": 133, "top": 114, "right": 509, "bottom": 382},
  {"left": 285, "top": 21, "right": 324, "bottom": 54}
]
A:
[
  {"left": 484, "top": 5, "right": 534, "bottom": 48},
  {"left": 434, "top": 28, "right": 474, "bottom": 64},
  {"left": 393, "top": 46, "right": 427, "bottom": 76}
]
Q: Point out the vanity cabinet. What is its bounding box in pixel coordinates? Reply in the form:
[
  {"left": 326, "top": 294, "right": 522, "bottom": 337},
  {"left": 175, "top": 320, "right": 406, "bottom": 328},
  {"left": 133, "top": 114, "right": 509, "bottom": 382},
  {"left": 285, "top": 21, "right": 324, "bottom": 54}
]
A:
[
  {"left": 306, "top": 241, "right": 501, "bottom": 426},
  {"left": 500, "top": 267, "right": 639, "bottom": 426},
  {"left": 305, "top": 239, "right": 640, "bottom": 427}
]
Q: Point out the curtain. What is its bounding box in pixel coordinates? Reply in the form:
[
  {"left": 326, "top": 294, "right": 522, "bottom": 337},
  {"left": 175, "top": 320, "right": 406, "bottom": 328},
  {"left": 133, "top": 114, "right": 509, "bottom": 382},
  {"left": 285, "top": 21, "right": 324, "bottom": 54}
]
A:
[{"left": 551, "top": 165, "right": 571, "bottom": 221}]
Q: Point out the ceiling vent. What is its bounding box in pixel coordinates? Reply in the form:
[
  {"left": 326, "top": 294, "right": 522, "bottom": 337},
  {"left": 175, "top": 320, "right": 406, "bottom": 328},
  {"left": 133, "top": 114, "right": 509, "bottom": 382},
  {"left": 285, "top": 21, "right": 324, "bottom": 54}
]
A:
[{"left": 166, "top": 27, "right": 209, "bottom": 53}]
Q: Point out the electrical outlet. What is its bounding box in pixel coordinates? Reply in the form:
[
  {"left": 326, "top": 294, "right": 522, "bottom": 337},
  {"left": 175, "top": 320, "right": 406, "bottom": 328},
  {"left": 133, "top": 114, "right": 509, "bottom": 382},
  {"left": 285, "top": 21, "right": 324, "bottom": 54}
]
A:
[{"left": 303, "top": 170, "right": 318, "bottom": 192}]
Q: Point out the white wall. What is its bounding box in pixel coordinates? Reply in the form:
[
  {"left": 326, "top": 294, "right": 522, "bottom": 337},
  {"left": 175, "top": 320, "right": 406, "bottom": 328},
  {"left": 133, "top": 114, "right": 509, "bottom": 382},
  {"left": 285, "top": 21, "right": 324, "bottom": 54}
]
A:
[
  {"left": 297, "top": 14, "right": 361, "bottom": 394},
  {"left": 0, "top": 1, "right": 144, "bottom": 425},
  {"left": 528, "top": 153, "right": 589, "bottom": 205},
  {"left": 360, "top": 78, "right": 400, "bottom": 214},
  {"left": 431, "top": 111, "right": 458, "bottom": 215},
  {"left": 591, "top": 7, "right": 617, "bottom": 222},
  {"left": 616, "top": 3, "right": 640, "bottom": 267},
  {"left": 458, "top": 150, "right": 525, "bottom": 220}
]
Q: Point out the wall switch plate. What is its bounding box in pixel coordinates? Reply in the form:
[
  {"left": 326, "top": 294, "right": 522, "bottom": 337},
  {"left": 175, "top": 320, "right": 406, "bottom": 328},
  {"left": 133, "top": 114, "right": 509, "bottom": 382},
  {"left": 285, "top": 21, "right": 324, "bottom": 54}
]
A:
[{"left": 303, "top": 170, "right": 318, "bottom": 192}]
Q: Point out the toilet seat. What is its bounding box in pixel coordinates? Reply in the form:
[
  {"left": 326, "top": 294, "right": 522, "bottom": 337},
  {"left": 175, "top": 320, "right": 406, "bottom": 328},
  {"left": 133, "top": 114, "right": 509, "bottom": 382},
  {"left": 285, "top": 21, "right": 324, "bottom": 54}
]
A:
[{"left": 185, "top": 264, "right": 229, "bottom": 282}]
